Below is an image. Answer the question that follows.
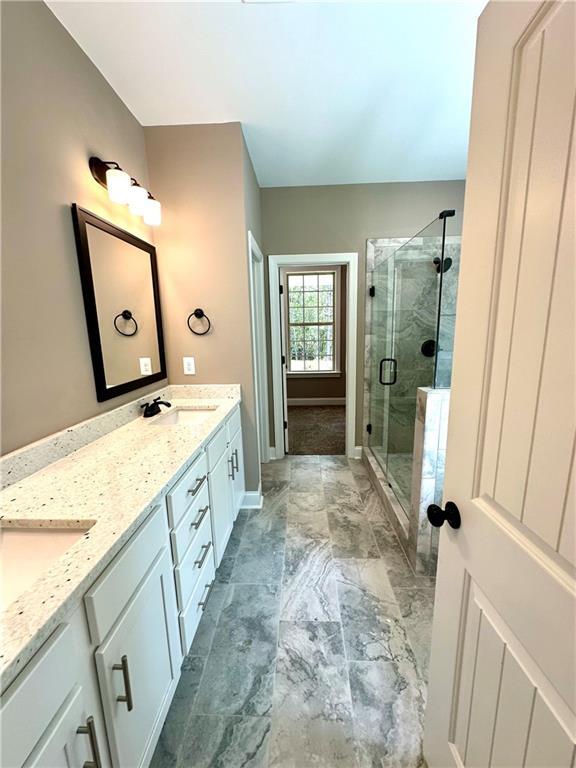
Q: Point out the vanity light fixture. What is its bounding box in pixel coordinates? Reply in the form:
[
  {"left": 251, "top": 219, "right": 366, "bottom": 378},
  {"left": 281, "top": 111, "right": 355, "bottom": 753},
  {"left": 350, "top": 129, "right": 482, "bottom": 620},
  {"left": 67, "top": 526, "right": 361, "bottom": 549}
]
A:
[
  {"left": 89, "top": 156, "right": 162, "bottom": 226},
  {"left": 127, "top": 181, "right": 149, "bottom": 215},
  {"left": 143, "top": 195, "right": 162, "bottom": 227}
]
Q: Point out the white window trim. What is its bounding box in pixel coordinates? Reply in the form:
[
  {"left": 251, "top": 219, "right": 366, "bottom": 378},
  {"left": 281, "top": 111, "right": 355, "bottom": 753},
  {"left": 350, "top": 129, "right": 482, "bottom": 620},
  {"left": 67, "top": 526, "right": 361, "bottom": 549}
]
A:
[{"left": 281, "top": 265, "right": 342, "bottom": 376}]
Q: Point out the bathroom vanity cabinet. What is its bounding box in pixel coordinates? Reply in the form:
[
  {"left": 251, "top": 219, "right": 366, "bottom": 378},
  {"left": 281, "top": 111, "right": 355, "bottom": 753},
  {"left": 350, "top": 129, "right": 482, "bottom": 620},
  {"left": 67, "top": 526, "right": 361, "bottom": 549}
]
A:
[{"left": 1, "top": 403, "right": 245, "bottom": 768}]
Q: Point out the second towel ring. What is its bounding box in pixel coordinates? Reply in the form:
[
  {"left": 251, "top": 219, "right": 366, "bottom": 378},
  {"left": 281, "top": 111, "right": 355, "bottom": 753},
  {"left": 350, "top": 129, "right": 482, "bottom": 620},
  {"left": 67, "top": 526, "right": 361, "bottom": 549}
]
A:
[
  {"left": 187, "top": 308, "right": 211, "bottom": 336},
  {"left": 114, "top": 309, "right": 138, "bottom": 337}
]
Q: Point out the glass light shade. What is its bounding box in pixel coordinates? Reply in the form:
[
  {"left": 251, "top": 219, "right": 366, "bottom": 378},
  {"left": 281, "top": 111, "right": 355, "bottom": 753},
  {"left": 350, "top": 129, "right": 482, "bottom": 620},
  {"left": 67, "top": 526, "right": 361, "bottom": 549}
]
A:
[
  {"left": 105, "top": 168, "right": 131, "bottom": 203},
  {"left": 127, "top": 184, "right": 149, "bottom": 215},
  {"left": 143, "top": 198, "right": 162, "bottom": 226}
]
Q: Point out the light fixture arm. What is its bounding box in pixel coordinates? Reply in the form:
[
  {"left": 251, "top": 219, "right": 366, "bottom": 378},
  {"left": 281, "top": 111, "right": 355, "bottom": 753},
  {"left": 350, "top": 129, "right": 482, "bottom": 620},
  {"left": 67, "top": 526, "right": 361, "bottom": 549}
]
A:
[{"left": 89, "top": 157, "right": 123, "bottom": 188}]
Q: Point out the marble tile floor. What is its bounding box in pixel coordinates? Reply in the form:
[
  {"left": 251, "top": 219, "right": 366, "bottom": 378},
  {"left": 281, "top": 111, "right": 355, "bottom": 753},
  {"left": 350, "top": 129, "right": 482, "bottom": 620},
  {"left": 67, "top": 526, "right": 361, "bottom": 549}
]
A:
[{"left": 150, "top": 455, "right": 435, "bottom": 768}]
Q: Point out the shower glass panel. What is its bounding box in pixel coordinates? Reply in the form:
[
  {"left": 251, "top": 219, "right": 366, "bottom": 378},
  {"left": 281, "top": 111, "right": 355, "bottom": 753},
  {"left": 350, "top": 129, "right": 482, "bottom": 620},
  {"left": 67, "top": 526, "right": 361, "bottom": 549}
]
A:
[{"left": 368, "top": 215, "right": 449, "bottom": 515}]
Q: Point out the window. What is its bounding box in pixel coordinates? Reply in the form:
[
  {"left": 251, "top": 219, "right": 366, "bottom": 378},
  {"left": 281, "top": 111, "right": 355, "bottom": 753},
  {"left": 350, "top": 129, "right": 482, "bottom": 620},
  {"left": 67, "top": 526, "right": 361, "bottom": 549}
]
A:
[{"left": 285, "top": 269, "right": 340, "bottom": 373}]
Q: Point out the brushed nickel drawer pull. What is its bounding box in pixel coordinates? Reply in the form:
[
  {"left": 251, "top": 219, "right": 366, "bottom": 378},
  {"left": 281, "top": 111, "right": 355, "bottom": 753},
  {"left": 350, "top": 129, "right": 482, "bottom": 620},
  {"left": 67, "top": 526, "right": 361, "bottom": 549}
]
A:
[
  {"left": 198, "top": 579, "right": 215, "bottom": 611},
  {"left": 112, "top": 655, "right": 134, "bottom": 711},
  {"left": 77, "top": 715, "right": 102, "bottom": 768},
  {"left": 188, "top": 475, "right": 206, "bottom": 496},
  {"left": 194, "top": 541, "right": 212, "bottom": 568},
  {"left": 191, "top": 505, "right": 210, "bottom": 530}
]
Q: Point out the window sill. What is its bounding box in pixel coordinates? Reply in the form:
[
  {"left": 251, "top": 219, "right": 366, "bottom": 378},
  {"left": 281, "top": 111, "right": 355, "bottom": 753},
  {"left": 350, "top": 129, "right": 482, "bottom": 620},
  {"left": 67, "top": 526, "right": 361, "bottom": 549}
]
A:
[{"left": 287, "top": 371, "right": 342, "bottom": 378}]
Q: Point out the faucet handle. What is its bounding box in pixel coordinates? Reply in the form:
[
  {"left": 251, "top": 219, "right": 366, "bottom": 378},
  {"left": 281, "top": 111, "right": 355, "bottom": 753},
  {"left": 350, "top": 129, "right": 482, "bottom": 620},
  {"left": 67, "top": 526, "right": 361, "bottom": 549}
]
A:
[{"left": 140, "top": 402, "right": 150, "bottom": 410}]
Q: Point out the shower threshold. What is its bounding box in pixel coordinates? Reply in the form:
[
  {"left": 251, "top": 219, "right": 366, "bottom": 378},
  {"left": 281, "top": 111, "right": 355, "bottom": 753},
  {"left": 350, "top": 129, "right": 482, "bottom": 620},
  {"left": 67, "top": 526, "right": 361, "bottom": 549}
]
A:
[{"left": 371, "top": 447, "right": 412, "bottom": 513}]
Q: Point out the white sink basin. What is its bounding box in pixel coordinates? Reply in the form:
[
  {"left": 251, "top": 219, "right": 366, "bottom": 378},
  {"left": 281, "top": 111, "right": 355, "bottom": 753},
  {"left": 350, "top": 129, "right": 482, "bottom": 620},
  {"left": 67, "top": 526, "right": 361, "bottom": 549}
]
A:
[
  {"left": 152, "top": 407, "right": 217, "bottom": 426},
  {"left": 0, "top": 525, "right": 91, "bottom": 611}
]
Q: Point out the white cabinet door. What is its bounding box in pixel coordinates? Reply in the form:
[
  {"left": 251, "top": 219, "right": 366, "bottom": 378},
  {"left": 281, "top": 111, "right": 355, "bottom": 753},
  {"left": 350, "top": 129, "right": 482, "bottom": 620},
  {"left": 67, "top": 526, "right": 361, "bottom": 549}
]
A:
[
  {"left": 424, "top": 2, "right": 576, "bottom": 765},
  {"left": 95, "top": 549, "right": 180, "bottom": 768},
  {"left": 229, "top": 427, "right": 245, "bottom": 518},
  {"left": 26, "top": 686, "right": 97, "bottom": 768},
  {"left": 208, "top": 447, "right": 234, "bottom": 567}
]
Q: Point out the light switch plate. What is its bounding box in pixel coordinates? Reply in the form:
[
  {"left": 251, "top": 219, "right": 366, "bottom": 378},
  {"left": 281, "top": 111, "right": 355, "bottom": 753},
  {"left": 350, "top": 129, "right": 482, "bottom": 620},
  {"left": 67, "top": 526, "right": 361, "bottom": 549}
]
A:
[
  {"left": 139, "top": 357, "right": 152, "bottom": 376},
  {"left": 183, "top": 356, "right": 196, "bottom": 375}
]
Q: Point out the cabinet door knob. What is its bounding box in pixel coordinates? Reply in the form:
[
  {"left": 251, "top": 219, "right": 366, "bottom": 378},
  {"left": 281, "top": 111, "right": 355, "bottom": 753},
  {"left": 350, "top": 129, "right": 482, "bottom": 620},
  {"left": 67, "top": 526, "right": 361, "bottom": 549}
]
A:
[
  {"left": 76, "top": 715, "right": 102, "bottom": 768},
  {"left": 112, "top": 654, "right": 134, "bottom": 711},
  {"left": 427, "top": 501, "right": 461, "bottom": 529}
]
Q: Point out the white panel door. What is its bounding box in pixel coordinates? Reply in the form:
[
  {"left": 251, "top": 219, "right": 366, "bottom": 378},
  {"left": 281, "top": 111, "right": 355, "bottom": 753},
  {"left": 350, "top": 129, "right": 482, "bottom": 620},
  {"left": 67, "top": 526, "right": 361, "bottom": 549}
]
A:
[
  {"left": 424, "top": 2, "right": 576, "bottom": 766},
  {"left": 26, "top": 687, "right": 91, "bottom": 768},
  {"left": 95, "top": 549, "right": 180, "bottom": 768},
  {"left": 230, "top": 427, "right": 245, "bottom": 518},
  {"left": 208, "top": 447, "right": 234, "bottom": 566}
]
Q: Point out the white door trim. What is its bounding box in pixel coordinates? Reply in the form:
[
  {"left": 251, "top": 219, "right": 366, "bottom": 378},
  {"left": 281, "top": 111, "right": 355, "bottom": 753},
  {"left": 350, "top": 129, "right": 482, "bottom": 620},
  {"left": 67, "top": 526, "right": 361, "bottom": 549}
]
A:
[
  {"left": 268, "top": 252, "right": 358, "bottom": 459},
  {"left": 247, "top": 231, "right": 270, "bottom": 464}
]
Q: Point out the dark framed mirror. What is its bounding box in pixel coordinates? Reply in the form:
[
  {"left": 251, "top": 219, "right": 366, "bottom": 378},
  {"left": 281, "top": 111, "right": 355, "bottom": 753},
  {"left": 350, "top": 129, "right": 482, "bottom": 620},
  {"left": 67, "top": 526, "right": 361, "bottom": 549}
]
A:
[{"left": 71, "top": 205, "right": 166, "bottom": 402}]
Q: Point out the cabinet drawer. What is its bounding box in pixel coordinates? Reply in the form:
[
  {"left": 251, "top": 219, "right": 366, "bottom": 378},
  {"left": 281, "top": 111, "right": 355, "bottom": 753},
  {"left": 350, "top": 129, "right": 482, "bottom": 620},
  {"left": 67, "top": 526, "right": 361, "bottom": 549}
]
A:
[
  {"left": 174, "top": 510, "right": 213, "bottom": 610},
  {"left": 170, "top": 481, "right": 210, "bottom": 563},
  {"left": 166, "top": 450, "right": 208, "bottom": 529},
  {"left": 179, "top": 555, "right": 216, "bottom": 654},
  {"left": 227, "top": 406, "right": 241, "bottom": 439},
  {"left": 1, "top": 623, "right": 79, "bottom": 768},
  {"left": 206, "top": 425, "right": 227, "bottom": 470},
  {"left": 84, "top": 505, "right": 167, "bottom": 644}
]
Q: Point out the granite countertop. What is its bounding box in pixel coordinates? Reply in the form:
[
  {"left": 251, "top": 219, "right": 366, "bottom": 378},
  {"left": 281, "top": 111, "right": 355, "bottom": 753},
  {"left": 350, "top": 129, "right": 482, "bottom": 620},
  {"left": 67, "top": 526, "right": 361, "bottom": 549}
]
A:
[{"left": 0, "top": 394, "right": 240, "bottom": 691}]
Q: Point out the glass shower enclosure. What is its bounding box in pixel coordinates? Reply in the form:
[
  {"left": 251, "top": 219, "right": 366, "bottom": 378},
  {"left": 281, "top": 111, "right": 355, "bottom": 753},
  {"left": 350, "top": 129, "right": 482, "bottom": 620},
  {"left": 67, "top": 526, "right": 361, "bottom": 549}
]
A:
[{"left": 367, "top": 210, "right": 460, "bottom": 519}]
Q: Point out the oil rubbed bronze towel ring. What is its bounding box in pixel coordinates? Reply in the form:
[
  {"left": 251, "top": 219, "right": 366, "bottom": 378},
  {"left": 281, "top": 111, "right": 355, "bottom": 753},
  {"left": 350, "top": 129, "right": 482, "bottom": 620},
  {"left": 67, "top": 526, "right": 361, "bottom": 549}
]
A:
[
  {"left": 187, "top": 308, "right": 212, "bottom": 336},
  {"left": 114, "top": 309, "right": 138, "bottom": 337}
]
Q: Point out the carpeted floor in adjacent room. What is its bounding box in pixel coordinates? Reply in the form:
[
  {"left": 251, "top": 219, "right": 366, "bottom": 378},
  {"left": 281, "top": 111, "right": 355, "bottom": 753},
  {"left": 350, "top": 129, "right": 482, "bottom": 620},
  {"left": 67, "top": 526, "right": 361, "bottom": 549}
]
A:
[{"left": 287, "top": 405, "right": 346, "bottom": 455}]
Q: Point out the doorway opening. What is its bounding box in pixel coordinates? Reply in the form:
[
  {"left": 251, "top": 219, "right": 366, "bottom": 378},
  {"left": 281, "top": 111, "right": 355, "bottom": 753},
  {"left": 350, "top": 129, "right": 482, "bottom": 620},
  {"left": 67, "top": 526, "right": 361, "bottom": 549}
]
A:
[
  {"left": 282, "top": 264, "right": 346, "bottom": 455},
  {"left": 268, "top": 253, "right": 358, "bottom": 459}
]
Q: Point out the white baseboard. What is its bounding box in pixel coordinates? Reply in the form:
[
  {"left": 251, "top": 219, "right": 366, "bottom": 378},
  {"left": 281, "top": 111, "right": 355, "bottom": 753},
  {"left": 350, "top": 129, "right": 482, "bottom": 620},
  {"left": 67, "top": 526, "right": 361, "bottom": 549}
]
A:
[
  {"left": 242, "top": 490, "right": 263, "bottom": 509},
  {"left": 287, "top": 397, "right": 346, "bottom": 406},
  {"left": 350, "top": 445, "right": 363, "bottom": 459},
  {"left": 268, "top": 446, "right": 285, "bottom": 460}
]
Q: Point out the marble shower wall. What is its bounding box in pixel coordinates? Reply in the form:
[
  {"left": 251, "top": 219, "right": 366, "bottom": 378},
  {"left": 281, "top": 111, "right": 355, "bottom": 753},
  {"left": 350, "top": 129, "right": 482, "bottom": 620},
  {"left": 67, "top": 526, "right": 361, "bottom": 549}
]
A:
[
  {"left": 435, "top": 237, "right": 461, "bottom": 388},
  {"left": 407, "top": 387, "right": 451, "bottom": 572}
]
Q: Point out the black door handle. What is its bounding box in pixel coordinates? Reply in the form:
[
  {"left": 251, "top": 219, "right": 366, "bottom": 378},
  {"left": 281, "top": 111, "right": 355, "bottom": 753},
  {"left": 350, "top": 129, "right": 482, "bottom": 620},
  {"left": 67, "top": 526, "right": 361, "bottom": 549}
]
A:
[
  {"left": 379, "top": 358, "right": 397, "bottom": 385},
  {"left": 427, "top": 501, "right": 461, "bottom": 529}
]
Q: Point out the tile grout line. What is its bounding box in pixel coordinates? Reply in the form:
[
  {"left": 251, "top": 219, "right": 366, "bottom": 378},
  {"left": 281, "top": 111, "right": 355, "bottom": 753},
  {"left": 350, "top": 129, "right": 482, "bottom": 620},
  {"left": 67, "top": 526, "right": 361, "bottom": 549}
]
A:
[
  {"left": 325, "top": 471, "right": 361, "bottom": 768},
  {"left": 266, "top": 462, "right": 291, "bottom": 768}
]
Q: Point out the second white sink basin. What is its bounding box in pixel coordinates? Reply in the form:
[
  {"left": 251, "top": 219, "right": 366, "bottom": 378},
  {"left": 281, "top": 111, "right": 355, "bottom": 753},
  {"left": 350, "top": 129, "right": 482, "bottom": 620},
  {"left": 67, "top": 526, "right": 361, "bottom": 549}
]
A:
[
  {"left": 152, "top": 406, "right": 217, "bottom": 426},
  {"left": 0, "top": 525, "right": 91, "bottom": 611}
]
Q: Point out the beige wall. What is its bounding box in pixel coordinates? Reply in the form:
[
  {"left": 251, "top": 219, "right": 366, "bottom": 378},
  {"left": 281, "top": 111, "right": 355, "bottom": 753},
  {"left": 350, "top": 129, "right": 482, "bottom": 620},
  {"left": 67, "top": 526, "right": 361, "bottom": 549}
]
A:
[
  {"left": 144, "top": 124, "right": 260, "bottom": 491},
  {"left": 262, "top": 181, "right": 466, "bottom": 445},
  {"left": 1, "top": 1, "right": 164, "bottom": 455}
]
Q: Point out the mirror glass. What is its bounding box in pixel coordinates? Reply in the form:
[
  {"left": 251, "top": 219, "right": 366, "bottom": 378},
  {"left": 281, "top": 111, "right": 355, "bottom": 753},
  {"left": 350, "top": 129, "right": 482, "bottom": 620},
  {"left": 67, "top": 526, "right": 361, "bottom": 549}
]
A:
[
  {"left": 88, "top": 225, "right": 161, "bottom": 388},
  {"left": 72, "top": 206, "right": 166, "bottom": 401}
]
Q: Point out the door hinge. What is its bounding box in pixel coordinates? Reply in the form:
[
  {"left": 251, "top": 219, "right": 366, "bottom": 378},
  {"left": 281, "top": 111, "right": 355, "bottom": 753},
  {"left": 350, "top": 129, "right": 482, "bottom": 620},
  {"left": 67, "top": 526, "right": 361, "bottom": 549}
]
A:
[
  {"left": 369, "top": 285, "right": 375, "bottom": 297},
  {"left": 279, "top": 284, "right": 284, "bottom": 295},
  {"left": 284, "top": 420, "right": 288, "bottom": 429},
  {"left": 282, "top": 354, "right": 286, "bottom": 365},
  {"left": 366, "top": 423, "right": 372, "bottom": 434}
]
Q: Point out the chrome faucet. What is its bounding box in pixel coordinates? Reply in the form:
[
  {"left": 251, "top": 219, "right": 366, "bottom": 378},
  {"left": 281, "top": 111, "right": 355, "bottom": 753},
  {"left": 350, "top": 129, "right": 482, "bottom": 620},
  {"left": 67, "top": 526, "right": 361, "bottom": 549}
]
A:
[{"left": 141, "top": 396, "right": 172, "bottom": 418}]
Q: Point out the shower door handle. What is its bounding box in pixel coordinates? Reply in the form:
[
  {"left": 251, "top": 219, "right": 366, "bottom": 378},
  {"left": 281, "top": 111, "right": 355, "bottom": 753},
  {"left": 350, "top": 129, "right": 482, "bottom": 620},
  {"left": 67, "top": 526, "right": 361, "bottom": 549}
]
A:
[{"left": 379, "top": 358, "right": 397, "bottom": 385}]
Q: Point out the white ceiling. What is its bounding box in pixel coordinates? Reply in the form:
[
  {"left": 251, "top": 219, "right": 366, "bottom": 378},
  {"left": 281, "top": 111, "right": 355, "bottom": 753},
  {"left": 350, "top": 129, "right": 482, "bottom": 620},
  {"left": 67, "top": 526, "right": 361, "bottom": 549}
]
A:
[{"left": 48, "top": 1, "right": 486, "bottom": 188}]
